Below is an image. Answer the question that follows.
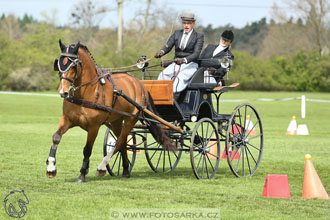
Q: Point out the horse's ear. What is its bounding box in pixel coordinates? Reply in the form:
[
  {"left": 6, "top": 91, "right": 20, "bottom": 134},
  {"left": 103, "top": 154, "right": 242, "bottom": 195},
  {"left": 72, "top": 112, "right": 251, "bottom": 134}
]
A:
[
  {"left": 53, "top": 59, "right": 59, "bottom": 71},
  {"left": 73, "top": 41, "right": 80, "bottom": 54},
  {"left": 59, "top": 39, "right": 66, "bottom": 52}
]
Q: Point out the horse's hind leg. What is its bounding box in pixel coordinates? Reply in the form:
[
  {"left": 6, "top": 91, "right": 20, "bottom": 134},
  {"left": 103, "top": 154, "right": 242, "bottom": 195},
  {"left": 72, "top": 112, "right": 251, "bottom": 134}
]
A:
[
  {"left": 118, "top": 118, "right": 137, "bottom": 178},
  {"left": 46, "top": 116, "right": 71, "bottom": 178},
  {"left": 121, "top": 147, "right": 130, "bottom": 178},
  {"left": 76, "top": 126, "right": 99, "bottom": 183}
]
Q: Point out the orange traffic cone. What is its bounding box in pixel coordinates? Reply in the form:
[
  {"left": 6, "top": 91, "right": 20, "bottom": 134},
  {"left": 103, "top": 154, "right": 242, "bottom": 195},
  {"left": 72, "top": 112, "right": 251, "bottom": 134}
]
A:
[
  {"left": 208, "top": 133, "right": 219, "bottom": 159},
  {"left": 302, "top": 154, "right": 329, "bottom": 199},
  {"left": 221, "top": 124, "right": 241, "bottom": 160},
  {"left": 245, "top": 114, "right": 256, "bottom": 135},
  {"left": 286, "top": 116, "right": 297, "bottom": 135},
  {"left": 220, "top": 146, "right": 240, "bottom": 160},
  {"left": 262, "top": 174, "right": 291, "bottom": 198}
]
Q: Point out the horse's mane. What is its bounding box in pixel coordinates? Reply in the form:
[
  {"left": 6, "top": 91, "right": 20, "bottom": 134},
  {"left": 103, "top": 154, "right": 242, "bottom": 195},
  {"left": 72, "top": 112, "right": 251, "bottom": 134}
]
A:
[{"left": 78, "top": 44, "right": 99, "bottom": 68}]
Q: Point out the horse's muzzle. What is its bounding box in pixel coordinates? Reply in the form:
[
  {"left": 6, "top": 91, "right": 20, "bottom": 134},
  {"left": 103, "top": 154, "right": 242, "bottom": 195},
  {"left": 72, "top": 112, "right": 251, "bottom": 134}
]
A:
[{"left": 59, "top": 91, "right": 69, "bottom": 98}]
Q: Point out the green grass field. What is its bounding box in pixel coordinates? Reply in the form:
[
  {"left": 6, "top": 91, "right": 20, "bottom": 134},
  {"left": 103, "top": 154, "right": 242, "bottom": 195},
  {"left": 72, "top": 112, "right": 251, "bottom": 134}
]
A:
[{"left": 0, "top": 91, "right": 329, "bottom": 220}]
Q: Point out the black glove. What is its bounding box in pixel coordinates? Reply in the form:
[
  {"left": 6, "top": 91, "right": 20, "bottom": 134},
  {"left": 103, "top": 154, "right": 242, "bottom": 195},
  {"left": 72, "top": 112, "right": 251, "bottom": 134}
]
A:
[
  {"left": 155, "top": 50, "right": 164, "bottom": 58},
  {"left": 174, "top": 58, "right": 185, "bottom": 65},
  {"left": 208, "top": 67, "right": 217, "bottom": 75}
]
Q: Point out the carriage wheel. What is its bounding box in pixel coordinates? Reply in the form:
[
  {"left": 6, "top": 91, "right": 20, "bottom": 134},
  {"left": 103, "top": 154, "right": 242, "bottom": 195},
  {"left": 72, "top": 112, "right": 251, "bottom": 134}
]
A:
[
  {"left": 190, "top": 118, "right": 220, "bottom": 179},
  {"left": 144, "top": 132, "right": 182, "bottom": 173},
  {"left": 226, "top": 103, "right": 263, "bottom": 177},
  {"left": 103, "top": 128, "right": 137, "bottom": 176}
]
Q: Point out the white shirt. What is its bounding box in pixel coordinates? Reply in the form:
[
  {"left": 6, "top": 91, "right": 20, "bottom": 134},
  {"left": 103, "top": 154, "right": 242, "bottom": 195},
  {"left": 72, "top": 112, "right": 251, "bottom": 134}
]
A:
[
  {"left": 179, "top": 29, "right": 194, "bottom": 50},
  {"left": 212, "top": 44, "right": 227, "bottom": 57}
]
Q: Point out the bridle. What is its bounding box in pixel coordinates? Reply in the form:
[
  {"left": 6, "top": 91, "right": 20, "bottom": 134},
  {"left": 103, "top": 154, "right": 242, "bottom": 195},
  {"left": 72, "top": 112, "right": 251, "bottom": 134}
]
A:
[{"left": 57, "top": 52, "right": 81, "bottom": 95}]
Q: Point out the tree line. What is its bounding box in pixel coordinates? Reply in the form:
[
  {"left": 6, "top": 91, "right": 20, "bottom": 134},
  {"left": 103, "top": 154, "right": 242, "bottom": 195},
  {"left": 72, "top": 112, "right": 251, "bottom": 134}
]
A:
[{"left": 0, "top": 0, "right": 329, "bottom": 92}]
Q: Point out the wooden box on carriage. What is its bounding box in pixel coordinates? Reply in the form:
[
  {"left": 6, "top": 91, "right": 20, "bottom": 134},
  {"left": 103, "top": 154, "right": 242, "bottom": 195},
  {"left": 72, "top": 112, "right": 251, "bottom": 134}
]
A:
[{"left": 141, "top": 80, "right": 173, "bottom": 105}]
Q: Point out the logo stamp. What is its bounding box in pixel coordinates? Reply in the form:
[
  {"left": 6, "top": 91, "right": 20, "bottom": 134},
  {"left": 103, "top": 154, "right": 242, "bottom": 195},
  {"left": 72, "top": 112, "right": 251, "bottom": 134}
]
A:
[{"left": 3, "top": 190, "right": 29, "bottom": 218}]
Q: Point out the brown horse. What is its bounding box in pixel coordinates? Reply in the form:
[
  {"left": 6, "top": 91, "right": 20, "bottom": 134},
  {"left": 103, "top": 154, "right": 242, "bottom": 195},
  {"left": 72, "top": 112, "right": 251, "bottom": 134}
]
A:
[{"left": 46, "top": 40, "right": 175, "bottom": 182}]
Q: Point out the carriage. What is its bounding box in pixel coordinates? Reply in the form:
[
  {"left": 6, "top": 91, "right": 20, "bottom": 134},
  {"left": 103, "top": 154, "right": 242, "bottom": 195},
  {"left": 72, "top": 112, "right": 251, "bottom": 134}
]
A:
[
  {"left": 48, "top": 41, "right": 263, "bottom": 182},
  {"left": 102, "top": 57, "right": 264, "bottom": 179}
]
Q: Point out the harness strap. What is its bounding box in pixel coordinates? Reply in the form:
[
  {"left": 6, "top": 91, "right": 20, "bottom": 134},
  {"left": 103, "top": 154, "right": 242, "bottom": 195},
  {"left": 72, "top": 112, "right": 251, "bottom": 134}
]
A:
[
  {"left": 64, "top": 95, "right": 168, "bottom": 127},
  {"left": 104, "top": 70, "right": 118, "bottom": 108},
  {"left": 95, "top": 80, "right": 101, "bottom": 103},
  {"left": 65, "top": 96, "right": 140, "bottom": 119}
]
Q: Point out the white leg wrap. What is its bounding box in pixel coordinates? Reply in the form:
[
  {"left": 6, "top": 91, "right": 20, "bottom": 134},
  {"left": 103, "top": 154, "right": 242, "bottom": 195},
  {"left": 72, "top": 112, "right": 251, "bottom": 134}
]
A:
[
  {"left": 47, "top": 157, "right": 56, "bottom": 172},
  {"left": 97, "top": 149, "right": 114, "bottom": 171}
]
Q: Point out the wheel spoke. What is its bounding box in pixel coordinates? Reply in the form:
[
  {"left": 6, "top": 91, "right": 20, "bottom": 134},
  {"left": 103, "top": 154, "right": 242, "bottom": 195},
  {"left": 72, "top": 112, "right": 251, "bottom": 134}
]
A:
[
  {"left": 117, "top": 154, "right": 122, "bottom": 176},
  {"left": 246, "top": 141, "right": 261, "bottom": 151},
  {"left": 196, "top": 152, "right": 204, "bottom": 171},
  {"left": 155, "top": 150, "right": 163, "bottom": 170},
  {"left": 246, "top": 145, "right": 258, "bottom": 164},
  {"left": 235, "top": 148, "right": 242, "bottom": 172},
  {"left": 167, "top": 151, "right": 173, "bottom": 170},
  {"left": 149, "top": 143, "right": 161, "bottom": 160},
  {"left": 205, "top": 155, "right": 209, "bottom": 179},
  {"left": 128, "top": 158, "right": 133, "bottom": 167},
  {"left": 111, "top": 153, "right": 120, "bottom": 170},
  {"left": 201, "top": 155, "right": 205, "bottom": 179},
  {"left": 230, "top": 149, "right": 240, "bottom": 162},
  {"left": 229, "top": 140, "right": 244, "bottom": 148},
  {"left": 206, "top": 154, "right": 215, "bottom": 172},
  {"left": 193, "top": 151, "right": 202, "bottom": 159},
  {"left": 245, "top": 120, "right": 258, "bottom": 137},
  {"left": 207, "top": 151, "right": 218, "bottom": 159},
  {"left": 242, "top": 147, "right": 245, "bottom": 176},
  {"left": 247, "top": 133, "right": 263, "bottom": 141},
  {"left": 245, "top": 145, "right": 252, "bottom": 175}
]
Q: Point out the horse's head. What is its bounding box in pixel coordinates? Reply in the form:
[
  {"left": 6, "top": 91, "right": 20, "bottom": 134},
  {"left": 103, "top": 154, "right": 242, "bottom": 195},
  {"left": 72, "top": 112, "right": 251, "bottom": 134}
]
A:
[{"left": 54, "top": 40, "right": 81, "bottom": 98}]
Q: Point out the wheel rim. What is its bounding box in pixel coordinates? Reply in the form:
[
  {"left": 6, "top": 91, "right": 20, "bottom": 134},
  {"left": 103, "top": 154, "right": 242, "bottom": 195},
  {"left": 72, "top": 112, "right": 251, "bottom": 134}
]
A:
[
  {"left": 226, "top": 104, "right": 263, "bottom": 177},
  {"left": 190, "top": 118, "right": 220, "bottom": 179},
  {"left": 103, "top": 128, "right": 136, "bottom": 176},
  {"left": 145, "top": 132, "right": 182, "bottom": 173}
]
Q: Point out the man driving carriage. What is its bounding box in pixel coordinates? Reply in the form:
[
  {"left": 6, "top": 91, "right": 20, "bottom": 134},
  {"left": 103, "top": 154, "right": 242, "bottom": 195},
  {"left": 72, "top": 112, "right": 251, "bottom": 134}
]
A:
[
  {"left": 199, "top": 30, "right": 235, "bottom": 86},
  {"left": 154, "top": 11, "right": 204, "bottom": 93}
]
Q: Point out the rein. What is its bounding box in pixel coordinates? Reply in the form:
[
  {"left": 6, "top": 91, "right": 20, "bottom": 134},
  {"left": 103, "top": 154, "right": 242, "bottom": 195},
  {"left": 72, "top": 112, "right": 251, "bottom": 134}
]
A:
[{"left": 72, "top": 58, "right": 177, "bottom": 92}]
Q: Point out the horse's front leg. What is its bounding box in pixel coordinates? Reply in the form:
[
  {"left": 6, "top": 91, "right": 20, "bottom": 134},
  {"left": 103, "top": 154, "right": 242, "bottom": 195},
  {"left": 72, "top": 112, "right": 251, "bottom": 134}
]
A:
[
  {"left": 46, "top": 116, "right": 70, "bottom": 178},
  {"left": 76, "top": 126, "right": 99, "bottom": 183}
]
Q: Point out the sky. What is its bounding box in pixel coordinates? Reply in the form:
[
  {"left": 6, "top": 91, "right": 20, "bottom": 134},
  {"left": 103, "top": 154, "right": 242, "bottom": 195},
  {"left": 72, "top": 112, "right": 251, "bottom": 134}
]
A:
[{"left": 0, "top": 0, "right": 287, "bottom": 28}]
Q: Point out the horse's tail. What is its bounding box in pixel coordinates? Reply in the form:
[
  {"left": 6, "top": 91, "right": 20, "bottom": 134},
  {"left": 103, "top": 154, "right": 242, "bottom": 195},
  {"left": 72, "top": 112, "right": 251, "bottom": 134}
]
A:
[{"left": 146, "top": 92, "right": 177, "bottom": 151}]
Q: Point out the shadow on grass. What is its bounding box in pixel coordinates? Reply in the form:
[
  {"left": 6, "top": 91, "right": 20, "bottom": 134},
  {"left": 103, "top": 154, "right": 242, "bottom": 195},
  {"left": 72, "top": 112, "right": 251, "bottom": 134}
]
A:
[{"left": 64, "top": 165, "right": 240, "bottom": 183}]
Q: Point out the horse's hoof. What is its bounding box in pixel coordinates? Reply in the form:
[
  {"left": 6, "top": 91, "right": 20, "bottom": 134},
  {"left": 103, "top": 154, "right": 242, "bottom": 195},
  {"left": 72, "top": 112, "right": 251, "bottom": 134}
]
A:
[
  {"left": 46, "top": 170, "right": 57, "bottom": 178},
  {"left": 96, "top": 169, "right": 106, "bottom": 177},
  {"left": 122, "top": 173, "right": 130, "bottom": 178},
  {"left": 122, "top": 170, "right": 130, "bottom": 178},
  {"left": 76, "top": 175, "right": 86, "bottom": 183}
]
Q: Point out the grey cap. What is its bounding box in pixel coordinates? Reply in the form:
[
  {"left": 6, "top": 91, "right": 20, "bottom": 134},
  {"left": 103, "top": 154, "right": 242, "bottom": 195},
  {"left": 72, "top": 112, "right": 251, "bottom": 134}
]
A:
[{"left": 181, "top": 11, "right": 196, "bottom": 21}]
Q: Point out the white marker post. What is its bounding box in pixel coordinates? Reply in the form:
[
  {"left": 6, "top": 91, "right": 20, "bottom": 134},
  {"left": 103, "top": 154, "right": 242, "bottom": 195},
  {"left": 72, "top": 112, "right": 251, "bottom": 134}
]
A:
[
  {"left": 297, "top": 95, "right": 309, "bottom": 135},
  {"left": 301, "top": 95, "right": 306, "bottom": 119}
]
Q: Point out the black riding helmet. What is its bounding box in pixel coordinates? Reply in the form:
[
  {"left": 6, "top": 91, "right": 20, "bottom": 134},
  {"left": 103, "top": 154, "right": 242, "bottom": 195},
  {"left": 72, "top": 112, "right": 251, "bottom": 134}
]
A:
[{"left": 221, "top": 30, "right": 234, "bottom": 42}]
